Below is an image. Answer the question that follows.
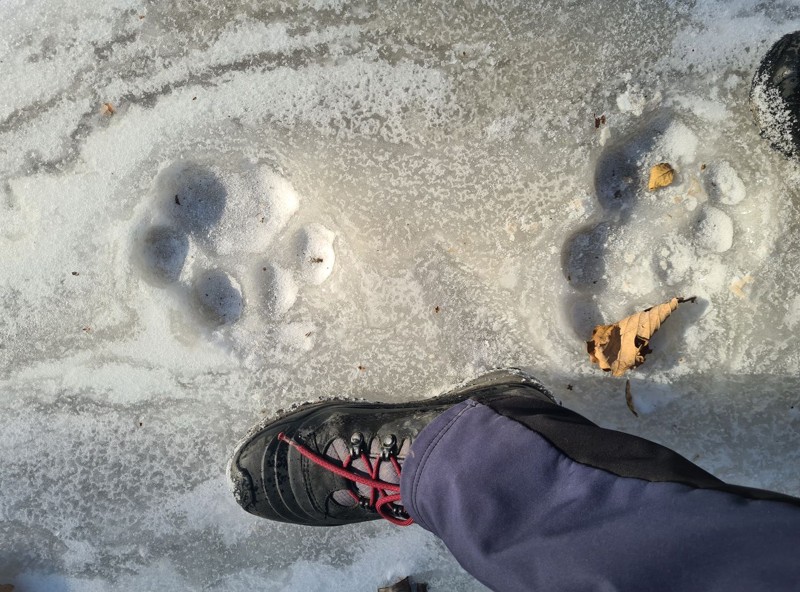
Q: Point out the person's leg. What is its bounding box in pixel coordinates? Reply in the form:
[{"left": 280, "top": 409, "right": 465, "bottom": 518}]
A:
[
  {"left": 229, "top": 369, "right": 800, "bottom": 591},
  {"left": 401, "top": 395, "right": 800, "bottom": 592}
]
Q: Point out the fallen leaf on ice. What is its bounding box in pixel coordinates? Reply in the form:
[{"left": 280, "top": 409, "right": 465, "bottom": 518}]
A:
[
  {"left": 685, "top": 176, "right": 705, "bottom": 197},
  {"left": 625, "top": 379, "right": 638, "bottom": 417},
  {"left": 648, "top": 162, "right": 675, "bottom": 191},
  {"left": 100, "top": 102, "right": 115, "bottom": 116},
  {"left": 730, "top": 275, "right": 754, "bottom": 299},
  {"left": 587, "top": 296, "right": 695, "bottom": 376}
]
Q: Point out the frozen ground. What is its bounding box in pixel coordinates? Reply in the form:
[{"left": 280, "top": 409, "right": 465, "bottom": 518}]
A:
[{"left": 3, "top": 0, "right": 800, "bottom": 590}]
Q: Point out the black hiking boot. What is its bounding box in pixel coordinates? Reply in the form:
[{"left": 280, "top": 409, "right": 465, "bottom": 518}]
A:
[
  {"left": 227, "top": 368, "right": 555, "bottom": 527},
  {"left": 751, "top": 31, "right": 800, "bottom": 157}
]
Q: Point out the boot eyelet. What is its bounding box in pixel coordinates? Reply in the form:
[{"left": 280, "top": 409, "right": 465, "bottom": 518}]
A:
[
  {"left": 349, "top": 432, "right": 365, "bottom": 456},
  {"left": 380, "top": 434, "right": 398, "bottom": 459}
]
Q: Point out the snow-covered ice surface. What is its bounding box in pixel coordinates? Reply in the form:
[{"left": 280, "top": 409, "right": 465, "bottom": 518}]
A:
[{"left": 3, "top": 0, "right": 800, "bottom": 589}]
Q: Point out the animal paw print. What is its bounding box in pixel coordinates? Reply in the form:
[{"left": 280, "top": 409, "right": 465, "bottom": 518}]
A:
[
  {"left": 563, "top": 111, "right": 757, "bottom": 338},
  {"left": 134, "top": 160, "right": 335, "bottom": 329}
]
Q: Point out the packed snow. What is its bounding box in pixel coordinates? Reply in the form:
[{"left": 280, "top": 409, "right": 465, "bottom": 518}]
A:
[{"left": 3, "top": 0, "right": 800, "bottom": 590}]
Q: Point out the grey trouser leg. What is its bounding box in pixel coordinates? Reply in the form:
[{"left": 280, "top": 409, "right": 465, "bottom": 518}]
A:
[{"left": 400, "top": 396, "right": 800, "bottom": 592}]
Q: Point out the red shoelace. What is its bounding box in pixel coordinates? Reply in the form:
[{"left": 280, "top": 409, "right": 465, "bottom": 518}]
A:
[{"left": 278, "top": 432, "right": 413, "bottom": 526}]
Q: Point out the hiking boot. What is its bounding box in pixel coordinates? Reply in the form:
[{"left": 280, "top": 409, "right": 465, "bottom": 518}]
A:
[
  {"left": 227, "top": 368, "right": 555, "bottom": 527},
  {"left": 751, "top": 31, "right": 800, "bottom": 157}
]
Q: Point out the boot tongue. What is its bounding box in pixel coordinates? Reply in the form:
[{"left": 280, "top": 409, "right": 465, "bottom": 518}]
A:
[{"left": 325, "top": 436, "right": 410, "bottom": 506}]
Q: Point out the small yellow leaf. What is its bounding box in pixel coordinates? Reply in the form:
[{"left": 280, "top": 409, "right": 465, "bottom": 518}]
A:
[
  {"left": 648, "top": 162, "right": 675, "bottom": 191},
  {"left": 586, "top": 296, "right": 695, "bottom": 376}
]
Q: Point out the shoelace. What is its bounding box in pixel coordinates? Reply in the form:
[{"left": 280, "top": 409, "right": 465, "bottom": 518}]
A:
[{"left": 277, "top": 432, "right": 413, "bottom": 526}]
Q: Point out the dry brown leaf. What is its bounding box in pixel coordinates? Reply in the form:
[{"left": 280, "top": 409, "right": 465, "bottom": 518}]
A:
[
  {"left": 587, "top": 296, "right": 695, "bottom": 376},
  {"left": 648, "top": 162, "right": 675, "bottom": 191},
  {"left": 100, "top": 102, "right": 115, "bottom": 116}
]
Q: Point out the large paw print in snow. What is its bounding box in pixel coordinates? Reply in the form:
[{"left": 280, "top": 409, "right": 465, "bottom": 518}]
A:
[
  {"left": 563, "top": 112, "right": 757, "bottom": 338},
  {"left": 134, "top": 161, "right": 335, "bottom": 329}
]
